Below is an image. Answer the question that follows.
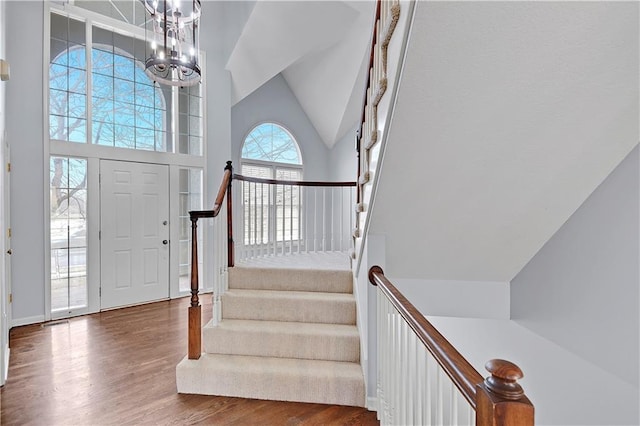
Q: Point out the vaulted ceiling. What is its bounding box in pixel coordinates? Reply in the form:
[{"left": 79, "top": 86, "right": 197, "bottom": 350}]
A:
[
  {"left": 223, "top": 1, "right": 376, "bottom": 148},
  {"left": 70, "top": 0, "right": 376, "bottom": 148}
]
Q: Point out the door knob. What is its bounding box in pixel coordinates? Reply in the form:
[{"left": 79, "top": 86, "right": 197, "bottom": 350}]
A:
[
  {"left": 162, "top": 240, "right": 168, "bottom": 245},
  {"left": 6, "top": 249, "right": 11, "bottom": 255}
]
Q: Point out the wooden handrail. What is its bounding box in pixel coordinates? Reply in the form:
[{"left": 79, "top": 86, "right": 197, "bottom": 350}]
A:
[
  {"left": 356, "top": 0, "right": 382, "bottom": 206},
  {"left": 190, "top": 161, "right": 234, "bottom": 219},
  {"left": 369, "top": 265, "right": 482, "bottom": 407},
  {"left": 233, "top": 174, "right": 356, "bottom": 188},
  {"left": 187, "top": 161, "right": 234, "bottom": 360},
  {"left": 369, "top": 266, "right": 534, "bottom": 424}
]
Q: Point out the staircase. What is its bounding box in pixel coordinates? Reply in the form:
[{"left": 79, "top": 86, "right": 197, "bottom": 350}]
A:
[{"left": 176, "top": 259, "right": 365, "bottom": 407}]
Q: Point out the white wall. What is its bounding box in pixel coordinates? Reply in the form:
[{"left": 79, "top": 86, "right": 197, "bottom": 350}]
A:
[
  {"left": 5, "top": 1, "right": 46, "bottom": 324},
  {"left": 0, "top": 0, "right": 8, "bottom": 386},
  {"left": 511, "top": 145, "right": 639, "bottom": 388},
  {"left": 392, "top": 278, "right": 509, "bottom": 320},
  {"left": 328, "top": 126, "right": 357, "bottom": 182},
  {"left": 199, "top": 1, "right": 233, "bottom": 295},
  {"left": 430, "top": 316, "right": 639, "bottom": 426},
  {"left": 231, "top": 74, "right": 330, "bottom": 180},
  {"left": 368, "top": 1, "right": 638, "bottom": 283}
]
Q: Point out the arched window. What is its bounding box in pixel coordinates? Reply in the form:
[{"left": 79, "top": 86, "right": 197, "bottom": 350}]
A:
[
  {"left": 241, "top": 122, "right": 303, "bottom": 180},
  {"left": 240, "top": 123, "right": 303, "bottom": 245},
  {"left": 242, "top": 123, "right": 301, "bottom": 165},
  {"left": 49, "top": 43, "right": 167, "bottom": 151}
]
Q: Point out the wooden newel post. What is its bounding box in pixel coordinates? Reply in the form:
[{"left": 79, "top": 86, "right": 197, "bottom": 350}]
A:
[
  {"left": 476, "top": 359, "right": 534, "bottom": 426},
  {"left": 225, "top": 161, "right": 234, "bottom": 268},
  {"left": 188, "top": 216, "right": 201, "bottom": 360}
]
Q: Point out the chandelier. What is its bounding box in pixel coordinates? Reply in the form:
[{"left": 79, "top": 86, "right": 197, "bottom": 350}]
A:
[{"left": 141, "top": 0, "right": 201, "bottom": 87}]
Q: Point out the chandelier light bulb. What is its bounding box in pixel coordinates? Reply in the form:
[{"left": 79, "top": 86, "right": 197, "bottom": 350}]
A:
[{"left": 158, "top": 50, "right": 165, "bottom": 60}]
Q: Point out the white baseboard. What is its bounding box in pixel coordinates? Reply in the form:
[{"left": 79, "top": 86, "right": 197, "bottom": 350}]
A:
[
  {"left": 12, "top": 315, "right": 45, "bottom": 327},
  {"left": 2, "top": 345, "right": 8, "bottom": 385},
  {"left": 366, "top": 396, "right": 378, "bottom": 412}
]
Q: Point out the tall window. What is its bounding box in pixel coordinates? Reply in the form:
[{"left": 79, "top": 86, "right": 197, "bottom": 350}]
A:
[
  {"left": 241, "top": 123, "right": 303, "bottom": 245},
  {"left": 48, "top": 9, "right": 204, "bottom": 316},
  {"left": 50, "top": 157, "right": 87, "bottom": 312}
]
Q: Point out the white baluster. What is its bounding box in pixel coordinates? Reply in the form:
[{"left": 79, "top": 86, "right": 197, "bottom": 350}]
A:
[{"left": 297, "top": 185, "right": 301, "bottom": 253}]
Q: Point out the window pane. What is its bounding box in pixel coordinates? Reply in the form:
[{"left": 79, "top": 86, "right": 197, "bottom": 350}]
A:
[
  {"left": 178, "top": 168, "right": 203, "bottom": 293},
  {"left": 90, "top": 26, "right": 168, "bottom": 152},
  {"left": 50, "top": 156, "right": 88, "bottom": 313},
  {"left": 49, "top": 13, "right": 86, "bottom": 143},
  {"left": 242, "top": 123, "right": 302, "bottom": 164},
  {"left": 177, "top": 85, "right": 203, "bottom": 156}
]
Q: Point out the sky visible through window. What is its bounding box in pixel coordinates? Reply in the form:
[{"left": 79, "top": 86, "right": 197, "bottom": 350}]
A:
[
  {"left": 49, "top": 45, "right": 165, "bottom": 151},
  {"left": 242, "top": 123, "right": 301, "bottom": 165}
]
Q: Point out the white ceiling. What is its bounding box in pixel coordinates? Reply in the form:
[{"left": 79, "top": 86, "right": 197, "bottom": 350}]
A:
[
  {"left": 72, "top": 1, "right": 376, "bottom": 148},
  {"left": 369, "top": 1, "right": 639, "bottom": 282},
  {"left": 224, "top": 1, "right": 376, "bottom": 147}
]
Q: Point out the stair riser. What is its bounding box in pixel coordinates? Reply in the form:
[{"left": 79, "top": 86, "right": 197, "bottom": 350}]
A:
[
  {"left": 177, "top": 356, "right": 365, "bottom": 407},
  {"left": 229, "top": 268, "right": 353, "bottom": 293},
  {"left": 203, "top": 327, "right": 360, "bottom": 362},
  {"left": 221, "top": 294, "right": 356, "bottom": 325}
]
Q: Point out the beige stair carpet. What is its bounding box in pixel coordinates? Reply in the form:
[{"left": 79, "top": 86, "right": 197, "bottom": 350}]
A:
[
  {"left": 221, "top": 289, "right": 356, "bottom": 324},
  {"left": 203, "top": 319, "right": 360, "bottom": 362},
  {"left": 177, "top": 259, "right": 365, "bottom": 407},
  {"left": 177, "top": 353, "right": 365, "bottom": 407}
]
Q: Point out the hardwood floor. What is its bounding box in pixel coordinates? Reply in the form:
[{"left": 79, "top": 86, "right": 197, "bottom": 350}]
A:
[{"left": 0, "top": 297, "right": 379, "bottom": 425}]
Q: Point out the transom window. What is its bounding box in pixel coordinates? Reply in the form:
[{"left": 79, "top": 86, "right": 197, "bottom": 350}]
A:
[{"left": 242, "top": 123, "right": 301, "bottom": 165}]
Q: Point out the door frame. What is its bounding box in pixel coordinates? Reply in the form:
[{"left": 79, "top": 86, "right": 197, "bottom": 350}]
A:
[
  {"left": 1, "top": 131, "right": 10, "bottom": 385},
  {"left": 46, "top": 151, "right": 207, "bottom": 320},
  {"left": 99, "top": 159, "right": 170, "bottom": 310}
]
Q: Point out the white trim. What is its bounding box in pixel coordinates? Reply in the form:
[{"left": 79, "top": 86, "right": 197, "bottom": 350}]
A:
[
  {"left": 43, "top": 1, "right": 52, "bottom": 321},
  {"left": 49, "top": 141, "right": 205, "bottom": 168},
  {"left": 356, "top": 0, "right": 417, "bottom": 275},
  {"left": 169, "top": 164, "right": 180, "bottom": 299},
  {"left": 50, "top": 2, "right": 149, "bottom": 43},
  {"left": 12, "top": 315, "right": 46, "bottom": 328},
  {"left": 2, "top": 346, "right": 9, "bottom": 385},
  {"left": 86, "top": 157, "right": 100, "bottom": 313},
  {"left": 366, "top": 396, "right": 378, "bottom": 412}
]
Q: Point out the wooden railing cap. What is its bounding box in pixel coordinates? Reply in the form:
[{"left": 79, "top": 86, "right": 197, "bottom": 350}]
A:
[
  {"left": 484, "top": 359, "right": 525, "bottom": 400},
  {"left": 368, "top": 265, "right": 384, "bottom": 285}
]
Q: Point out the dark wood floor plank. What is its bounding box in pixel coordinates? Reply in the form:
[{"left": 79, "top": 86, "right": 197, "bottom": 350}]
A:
[{"left": 0, "top": 296, "right": 379, "bottom": 426}]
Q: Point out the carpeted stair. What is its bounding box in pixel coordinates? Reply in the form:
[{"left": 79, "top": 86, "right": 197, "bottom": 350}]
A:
[{"left": 176, "top": 263, "right": 365, "bottom": 407}]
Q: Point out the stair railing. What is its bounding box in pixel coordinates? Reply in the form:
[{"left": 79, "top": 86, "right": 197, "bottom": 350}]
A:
[
  {"left": 233, "top": 174, "right": 356, "bottom": 262},
  {"left": 187, "top": 161, "right": 234, "bottom": 360},
  {"left": 369, "top": 266, "right": 534, "bottom": 425},
  {"left": 353, "top": 0, "right": 404, "bottom": 262}
]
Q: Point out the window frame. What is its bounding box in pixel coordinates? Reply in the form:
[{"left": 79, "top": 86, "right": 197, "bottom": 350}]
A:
[
  {"left": 240, "top": 122, "right": 304, "bottom": 248},
  {"left": 44, "top": 3, "right": 208, "bottom": 321}
]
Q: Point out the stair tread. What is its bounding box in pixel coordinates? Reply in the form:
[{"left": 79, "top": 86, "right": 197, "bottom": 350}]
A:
[
  {"left": 178, "top": 353, "right": 363, "bottom": 381},
  {"left": 223, "top": 289, "right": 355, "bottom": 301},
  {"left": 229, "top": 263, "right": 353, "bottom": 293},
  {"left": 204, "top": 319, "right": 359, "bottom": 336}
]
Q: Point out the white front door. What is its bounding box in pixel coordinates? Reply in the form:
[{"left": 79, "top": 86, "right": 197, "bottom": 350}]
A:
[{"left": 100, "top": 160, "right": 170, "bottom": 309}]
